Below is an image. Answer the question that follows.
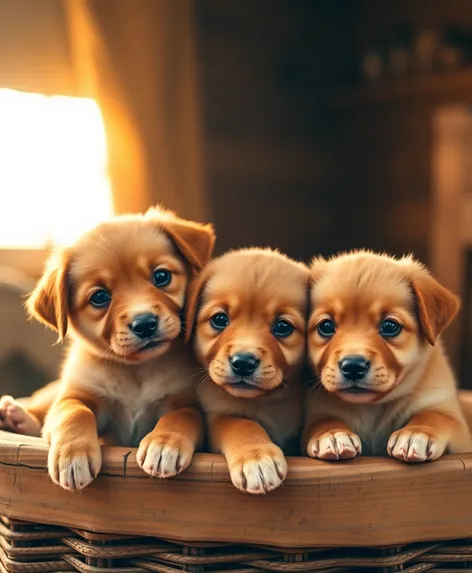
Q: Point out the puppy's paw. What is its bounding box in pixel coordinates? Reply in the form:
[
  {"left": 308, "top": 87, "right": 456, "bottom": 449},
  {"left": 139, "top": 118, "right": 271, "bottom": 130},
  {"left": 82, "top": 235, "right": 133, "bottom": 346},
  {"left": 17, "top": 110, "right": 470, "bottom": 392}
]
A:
[
  {"left": 48, "top": 438, "right": 102, "bottom": 491},
  {"left": 0, "top": 396, "right": 41, "bottom": 437},
  {"left": 137, "top": 431, "right": 194, "bottom": 478},
  {"left": 308, "top": 430, "right": 362, "bottom": 461},
  {"left": 228, "top": 444, "right": 287, "bottom": 494},
  {"left": 387, "top": 427, "right": 445, "bottom": 462}
]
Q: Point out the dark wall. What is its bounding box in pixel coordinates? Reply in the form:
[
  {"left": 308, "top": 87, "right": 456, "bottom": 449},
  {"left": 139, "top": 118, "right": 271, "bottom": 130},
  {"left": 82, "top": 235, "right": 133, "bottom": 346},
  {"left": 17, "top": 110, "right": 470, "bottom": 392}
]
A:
[
  {"left": 196, "top": 0, "right": 355, "bottom": 261},
  {"left": 197, "top": 0, "right": 472, "bottom": 266}
]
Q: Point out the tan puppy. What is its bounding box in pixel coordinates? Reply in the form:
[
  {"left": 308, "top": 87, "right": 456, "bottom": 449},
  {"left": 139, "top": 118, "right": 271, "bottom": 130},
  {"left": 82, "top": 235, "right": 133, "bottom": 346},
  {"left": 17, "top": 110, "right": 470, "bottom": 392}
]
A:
[
  {"left": 187, "top": 248, "right": 309, "bottom": 494},
  {"left": 7, "top": 207, "right": 214, "bottom": 491},
  {"left": 0, "top": 380, "right": 59, "bottom": 436},
  {"left": 304, "top": 250, "right": 472, "bottom": 462}
]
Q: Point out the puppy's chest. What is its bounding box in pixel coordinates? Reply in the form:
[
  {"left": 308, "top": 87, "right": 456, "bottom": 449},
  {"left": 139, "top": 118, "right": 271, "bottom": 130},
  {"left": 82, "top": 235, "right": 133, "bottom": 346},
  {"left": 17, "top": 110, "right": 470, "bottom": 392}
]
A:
[
  {"left": 349, "top": 405, "right": 409, "bottom": 456},
  {"left": 200, "top": 382, "right": 303, "bottom": 450},
  {"left": 101, "top": 385, "right": 163, "bottom": 447},
  {"left": 95, "top": 369, "right": 189, "bottom": 447}
]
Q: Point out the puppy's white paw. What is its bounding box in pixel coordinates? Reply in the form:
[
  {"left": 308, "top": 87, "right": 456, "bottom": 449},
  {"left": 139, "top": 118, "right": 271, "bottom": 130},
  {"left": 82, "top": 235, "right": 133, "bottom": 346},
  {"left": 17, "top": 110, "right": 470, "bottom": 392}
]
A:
[
  {"left": 387, "top": 427, "right": 445, "bottom": 462},
  {"left": 308, "top": 431, "right": 362, "bottom": 461},
  {"left": 48, "top": 439, "right": 102, "bottom": 491},
  {"left": 137, "top": 432, "right": 194, "bottom": 478},
  {"left": 0, "top": 396, "right": 41, "bottom": 436},
  {"left": 228, "top": 444, "right": 287, "bottom": 494}
]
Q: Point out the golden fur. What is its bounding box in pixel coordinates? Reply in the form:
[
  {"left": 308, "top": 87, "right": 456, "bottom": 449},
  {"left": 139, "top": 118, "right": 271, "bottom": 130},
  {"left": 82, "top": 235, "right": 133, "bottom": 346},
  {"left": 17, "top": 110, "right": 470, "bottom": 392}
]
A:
[
  {"left": 1, "top": 207, "right": 215, "bottom": 491},
  {"left": 187, "top": 248, "right": 310, "bottom": 493},
  {"left": 304, "top": 250, "right": 472, "bottom": 462}
]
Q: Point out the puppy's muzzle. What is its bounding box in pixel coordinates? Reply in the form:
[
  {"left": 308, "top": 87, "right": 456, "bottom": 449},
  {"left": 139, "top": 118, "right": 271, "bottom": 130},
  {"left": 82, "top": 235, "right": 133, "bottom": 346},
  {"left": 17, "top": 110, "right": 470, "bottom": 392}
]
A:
[
  {"left": 128, "top": 313, "right": 158, "bottom": 340},
  {"left": 229, "top": 352, "right": 260, "bottom": 377},
  {"left": 339, "top": 355, "right": 370, "bottom": 381}
]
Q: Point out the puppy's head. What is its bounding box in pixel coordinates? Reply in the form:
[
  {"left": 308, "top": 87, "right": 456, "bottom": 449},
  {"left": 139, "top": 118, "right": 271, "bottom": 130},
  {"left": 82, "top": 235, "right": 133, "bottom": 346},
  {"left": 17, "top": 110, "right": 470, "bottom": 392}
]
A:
[
  {"left": 187, "top": 249, "right": 309, "bottom": 398},
  {"left": 309, "top": 251, "right": 460, "bottom": 404},
  {"left": 27, "top": 206, "right": 215, "bottom": 364}
]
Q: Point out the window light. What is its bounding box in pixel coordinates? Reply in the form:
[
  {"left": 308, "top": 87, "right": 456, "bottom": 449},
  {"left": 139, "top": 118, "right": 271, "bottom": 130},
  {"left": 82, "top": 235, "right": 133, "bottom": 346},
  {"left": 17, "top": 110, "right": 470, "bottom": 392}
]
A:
[{"left": 0, "top": 89, "right": 113, "bottom": 248}]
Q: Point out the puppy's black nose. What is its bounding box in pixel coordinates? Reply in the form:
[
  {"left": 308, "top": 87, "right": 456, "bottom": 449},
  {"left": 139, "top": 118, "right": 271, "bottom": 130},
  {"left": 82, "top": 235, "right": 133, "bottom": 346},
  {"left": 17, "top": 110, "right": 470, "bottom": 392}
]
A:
[
  {"left": 229, "top": 353, "right": 260, "bottom": 376},
  {"left": 129, "top": 313, "right": 158, "bottom": 339},
  {"left": 339, "top": 355, "right": 370, "bottom": 381}
]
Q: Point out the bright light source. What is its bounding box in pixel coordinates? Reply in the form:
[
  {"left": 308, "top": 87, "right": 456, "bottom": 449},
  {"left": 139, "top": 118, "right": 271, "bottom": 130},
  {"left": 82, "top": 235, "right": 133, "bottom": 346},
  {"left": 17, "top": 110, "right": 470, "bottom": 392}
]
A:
[{"left": 0, "top": 89, "right": 113, "bottom": 248}]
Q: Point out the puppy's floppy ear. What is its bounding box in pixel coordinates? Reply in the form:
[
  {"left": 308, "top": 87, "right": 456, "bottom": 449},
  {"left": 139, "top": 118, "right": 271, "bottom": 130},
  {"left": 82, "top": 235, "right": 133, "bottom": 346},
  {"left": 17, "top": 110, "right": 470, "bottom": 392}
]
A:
[
  {"left": 147, "top": 206, "right": 216, "bottom": 273},
  {"left": 26, "top": 250, "right": 69, "bottom": 340},
  {"left": 410, "top": 271, "right": 460, "bottom": 346},
  {"left": 310, "top": 256, "right": 328, "bottom": 283},
  {"left": 184, "top": 269, "right": 211, "bottom": 343}
]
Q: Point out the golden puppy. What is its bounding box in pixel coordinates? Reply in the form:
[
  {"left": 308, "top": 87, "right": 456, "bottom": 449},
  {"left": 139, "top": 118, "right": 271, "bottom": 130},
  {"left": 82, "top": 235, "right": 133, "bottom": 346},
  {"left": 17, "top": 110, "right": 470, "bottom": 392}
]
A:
[
  {"left": 304, "top": 250, "right": 472, "bottom": 462},
  {"left": 187, "top": 248, "right": 309, "bottom": 494},
  {"left": 0, "top": 380, "right": 59, "bottom": 436},
  {"left": 6, "top": 207, "right": 214, "bottom": 491}
]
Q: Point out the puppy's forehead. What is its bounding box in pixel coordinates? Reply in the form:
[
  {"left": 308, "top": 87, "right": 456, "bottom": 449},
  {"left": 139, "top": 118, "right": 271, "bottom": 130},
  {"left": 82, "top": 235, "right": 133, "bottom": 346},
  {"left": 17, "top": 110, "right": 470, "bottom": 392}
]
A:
[
  {"left": 69, "top": 220, "right": 179, "bottom": 280},
  {"left": 312, "top": 256, "right": 413, "bottom": 313},
  {"left": 205, "top": 251, "right": 309, "bottom": 310}
]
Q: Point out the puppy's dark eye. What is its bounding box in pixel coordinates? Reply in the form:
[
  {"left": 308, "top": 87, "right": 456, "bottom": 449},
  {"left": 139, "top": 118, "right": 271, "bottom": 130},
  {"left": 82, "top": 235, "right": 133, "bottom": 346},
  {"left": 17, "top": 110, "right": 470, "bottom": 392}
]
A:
[
  {"left": 317, "top": 319, "right": 336, "bottom": 338},
  {"left": 210, "top": 312, "right": 229, "bottom": 331},
  {"left": 89, "top": 289, "right": 111, "bottom": 308},
  {"left": 153, "top": 269, "right": 172, "bottom": 288},
  {"left": 380, "top": 319, "right": 402, "bottom": 338},
  {"left": 272, "top": 319, "right": 294, "bottom": 338}
]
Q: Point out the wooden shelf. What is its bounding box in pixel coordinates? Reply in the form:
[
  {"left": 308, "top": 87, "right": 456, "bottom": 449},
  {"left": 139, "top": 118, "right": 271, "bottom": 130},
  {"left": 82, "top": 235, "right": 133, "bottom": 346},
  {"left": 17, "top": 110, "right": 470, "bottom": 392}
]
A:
[{"left": 328, "top": 68, "right": 472, "bottom": 109}]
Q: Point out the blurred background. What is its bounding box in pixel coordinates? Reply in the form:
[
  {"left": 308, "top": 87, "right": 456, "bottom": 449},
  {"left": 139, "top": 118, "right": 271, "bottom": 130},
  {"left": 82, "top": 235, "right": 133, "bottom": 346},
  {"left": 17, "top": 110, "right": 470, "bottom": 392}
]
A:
[{"left": 2, "top": 0, "right": 472, "bottom": 394}]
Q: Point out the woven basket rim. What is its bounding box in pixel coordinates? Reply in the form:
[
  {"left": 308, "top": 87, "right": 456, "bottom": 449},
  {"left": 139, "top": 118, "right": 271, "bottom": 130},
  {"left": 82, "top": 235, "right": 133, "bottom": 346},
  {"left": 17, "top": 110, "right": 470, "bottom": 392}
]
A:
[
  {"left": 0, "top": 430, "right": 469, "bottom": 484},
  {"left": 1, "top": 430, "right": 472, "bottom": 548}
]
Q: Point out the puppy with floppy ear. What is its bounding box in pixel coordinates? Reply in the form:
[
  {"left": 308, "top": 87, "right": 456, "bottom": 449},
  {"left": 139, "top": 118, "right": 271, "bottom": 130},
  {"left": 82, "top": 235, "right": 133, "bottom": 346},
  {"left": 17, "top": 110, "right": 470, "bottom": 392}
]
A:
[
  {"left": 9, "top": 207, "right": 215, "bottom": 491},
  {"left": 304, "top": 251, "right": 472, "bottom": 462},
  {"left": 187, "top": 248, "right": 310, "bottom": 494}
]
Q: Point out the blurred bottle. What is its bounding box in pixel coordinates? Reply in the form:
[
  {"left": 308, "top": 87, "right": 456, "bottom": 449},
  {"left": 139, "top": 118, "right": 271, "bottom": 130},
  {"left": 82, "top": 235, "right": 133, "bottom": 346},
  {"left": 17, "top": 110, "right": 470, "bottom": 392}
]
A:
[
  {"left": 412, "top": 28, "right": 439, "bottom": 75},
  {"left": 387, "top": 23, "right": 412, "bottom": 78},
  {"left": 360, "top": 45, "right": 383, "bottom": 83}
]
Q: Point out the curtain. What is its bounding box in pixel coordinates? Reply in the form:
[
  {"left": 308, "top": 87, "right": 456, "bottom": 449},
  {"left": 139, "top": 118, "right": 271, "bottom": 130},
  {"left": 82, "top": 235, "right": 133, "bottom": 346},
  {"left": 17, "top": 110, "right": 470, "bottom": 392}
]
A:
[{"left": 64, "top": 0, "right": 209, "bottom": 221}]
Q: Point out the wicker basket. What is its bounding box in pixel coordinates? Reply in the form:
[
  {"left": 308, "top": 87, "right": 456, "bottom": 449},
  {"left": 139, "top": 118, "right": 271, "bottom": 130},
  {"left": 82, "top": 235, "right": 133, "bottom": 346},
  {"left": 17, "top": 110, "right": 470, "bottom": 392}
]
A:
[{"left": 1, "top": 431, "right": 472, "bottom": 573}]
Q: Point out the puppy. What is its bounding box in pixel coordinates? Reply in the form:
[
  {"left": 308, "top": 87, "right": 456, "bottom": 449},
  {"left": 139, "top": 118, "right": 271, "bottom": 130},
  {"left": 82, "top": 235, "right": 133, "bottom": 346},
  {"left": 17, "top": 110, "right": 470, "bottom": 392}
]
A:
[
  {"left": 0, "top": 380, "right": 59, "bottom": 437},
  {"left": 304, "top": 250, "right": 472, "bottom": 462},
  {"left": 187, "top": 248, "right": 310, "bottom": 494},
  {"left": 9, "top": 207, "right": 214, "bottom": 491}
]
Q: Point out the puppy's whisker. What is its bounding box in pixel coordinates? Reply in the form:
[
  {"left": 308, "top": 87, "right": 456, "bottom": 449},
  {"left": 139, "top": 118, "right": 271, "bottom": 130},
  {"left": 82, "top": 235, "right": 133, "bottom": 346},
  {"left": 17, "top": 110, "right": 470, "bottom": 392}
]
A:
[
  {"left": 195, "top": 373, "right": 212, "bottom": 389},
  {"left": 279, "top": 380, "right": 292, "bottom": 394},
  {"left": 308, "top": 378, "right": 324, "bottom": 392},
  {"left": 188, "top": 368, "right": 211, "bottom": 382},
  {"left": 98, "top": 346, "right": 115, "bottom": 367}
]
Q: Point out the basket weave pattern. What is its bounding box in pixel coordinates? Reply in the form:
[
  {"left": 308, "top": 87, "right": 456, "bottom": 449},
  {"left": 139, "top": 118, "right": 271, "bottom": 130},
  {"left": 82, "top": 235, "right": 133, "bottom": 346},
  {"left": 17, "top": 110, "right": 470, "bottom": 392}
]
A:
[
  {"left": 3, "top": 433, "right": 472, "bottom": 573},
  {"left": 2, "top": 516, "right": 472, "bottom": 573}
]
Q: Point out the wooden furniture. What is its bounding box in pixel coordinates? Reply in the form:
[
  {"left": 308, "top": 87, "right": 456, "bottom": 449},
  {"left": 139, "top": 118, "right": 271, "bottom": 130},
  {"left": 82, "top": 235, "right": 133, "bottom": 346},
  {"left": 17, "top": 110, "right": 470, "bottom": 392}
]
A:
[
  {"left": 430, "top": 106, "right": 472, "bottom": 369},
  {"left": 2, "top": 431, "right": 472, "bottom": 572}
]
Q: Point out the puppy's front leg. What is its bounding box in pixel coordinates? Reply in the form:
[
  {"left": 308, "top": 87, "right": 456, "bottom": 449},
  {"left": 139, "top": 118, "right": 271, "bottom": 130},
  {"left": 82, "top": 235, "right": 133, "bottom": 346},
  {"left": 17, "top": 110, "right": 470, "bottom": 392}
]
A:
[
  {"left": 43, "top": 390, "right": 101, "bottom": 492},
  {"left": 210, "top": 415, "right": 287, "bottom": 494},
  {"left": 137, "top": 404, "right": 204, "bottom": 478},
  {"left": 304, "top": 418, "right": 362, "bottom": 461},
  {"left": 388, "top": 410, "right": 470, "bottom": 462}
]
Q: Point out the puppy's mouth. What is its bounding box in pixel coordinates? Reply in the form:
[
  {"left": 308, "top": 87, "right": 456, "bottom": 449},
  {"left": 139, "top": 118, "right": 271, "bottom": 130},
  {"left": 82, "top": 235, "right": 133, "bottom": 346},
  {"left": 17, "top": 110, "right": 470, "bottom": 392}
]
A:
[
  {"left": 225, "top": 379, "right": 258, "bottom": 391},
  {"left": 335, "top": 384, "right": 381, "bottom": 403},
  {"left": 213, "top": 374, "right": 271, "bottom": 398},
  {"left": 111, "top": 337, "right": 170, "bottom": 361},
  {"left": 137, "top": 339, "right": 164, "bottom": 353},
  {"left": 340, "top": 386, "right": 377, "bottom": 395}
]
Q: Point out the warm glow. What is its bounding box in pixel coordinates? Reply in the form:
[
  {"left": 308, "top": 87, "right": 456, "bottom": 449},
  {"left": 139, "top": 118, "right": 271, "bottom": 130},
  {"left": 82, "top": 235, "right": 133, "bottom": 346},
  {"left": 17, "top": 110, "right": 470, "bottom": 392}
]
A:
[{"left": 0, "top": 89, "right": 113, "bottom": 248}]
